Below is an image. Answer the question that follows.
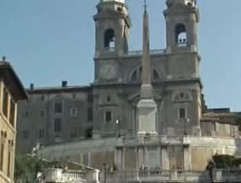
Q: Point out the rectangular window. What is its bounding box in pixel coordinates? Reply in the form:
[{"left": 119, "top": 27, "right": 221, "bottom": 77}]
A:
[
  {"left": 0, "top": 143, "right": 4, "bottom": 171},
  {"left": 70, "top": 127, "right": 77, "bottom": 139},
  {"left": 72, "top": 93, "right": 76, "bottom": 100},
  {"left": 54, "top": 118, "right": 62, "bottom": 132},
  {"left": 213, "top": 122, "right": 216, "bottom": 132},
  {"left": 9, "top": 99, "right": 15, "bottom": 127},
  {"left": 87, "top": 108, "right": 93, "bottom": 121},
  {"left": 70, "top": 108, "right": 78, "bottom": 117},
  {"left": 54, "top": 102, "right": 63, "bottom": 113},
  {"left": 40, "top": 110, "right": 45, "bottom": 117},
  {"left": 7, "top": 151, "right": 11, "bottom": 177},
  {"left": 179, "top": 108, "right": 186, "bottom": 119},
  {"left": 38, "top": 129, "right": 45, "bottom": 139},
  {"left": 2, "top": 88, "right": 8, "bottom": 117},
  {"left": 24, "top": 111, "right": 29, "bottom": 118},
  {"left": 40, "top": 95, "right": 45, "bottom": 102},
  {"left": 105, "top": 111, "right": 112, "bottom": 123},
  {"left": 23, "top": 130, "right": 29, "bottom": 140}
]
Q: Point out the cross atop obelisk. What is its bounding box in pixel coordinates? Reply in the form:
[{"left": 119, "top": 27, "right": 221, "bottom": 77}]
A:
[{"left": 144, "top": 0, "right": 147, "bottom": 11}]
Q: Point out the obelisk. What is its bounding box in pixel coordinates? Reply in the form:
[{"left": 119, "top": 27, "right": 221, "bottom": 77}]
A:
[{"left": 137, "top": 1, "right": 157, "bottom": 135}]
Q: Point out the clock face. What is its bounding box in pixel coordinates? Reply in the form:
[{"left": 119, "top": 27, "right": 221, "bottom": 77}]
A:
[{"left": 100, "top": 64, "right": 116, "bottom": 80}]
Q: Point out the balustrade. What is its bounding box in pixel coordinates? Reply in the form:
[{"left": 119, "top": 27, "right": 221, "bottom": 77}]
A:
[
  {"left": 100, "top": 169, "right": 241, "bottom": 182},
  {"left": 121, "top": 135, "right": 190, "bottom": 146},
  {"left": 43, "top": 168, "right": 99, "bottom": 183},
  {"left": 42, "top": 167, "right": 241, "bottom": 182}
]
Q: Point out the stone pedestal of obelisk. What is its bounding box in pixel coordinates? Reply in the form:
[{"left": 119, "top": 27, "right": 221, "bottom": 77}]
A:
[{"left": 137, "top": 98, "right": 157, "bottom": 135}]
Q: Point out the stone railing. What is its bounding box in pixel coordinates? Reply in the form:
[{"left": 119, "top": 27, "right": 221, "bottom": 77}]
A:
[
  {"left": 99, "top": 169, "right": 241, "bottom": 182},
  {"left": 126, "top": 49, "right": 165, "bottom": 57},
  {"left": 213, "top": 169, "right": 241, "bottom": 182},
  {"left": 121, "top": 135, "right": 190, "bottom": 146},
  {"left": 99, "top": 170, "right": 209, "bottom": 182},
  {"left": 42, "top": 168, "right": 100, "bottom": 183}
]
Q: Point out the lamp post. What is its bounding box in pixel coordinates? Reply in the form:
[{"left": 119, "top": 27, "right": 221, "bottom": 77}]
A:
[
  {"left": 103, "top": 163, "right": 107, "bottom": 183},
  {"left": 115, "top": 118, "right": 121, "bottom": 137},
  {"left": 184, "top": 118, "right": 190, "bottom": 135}
]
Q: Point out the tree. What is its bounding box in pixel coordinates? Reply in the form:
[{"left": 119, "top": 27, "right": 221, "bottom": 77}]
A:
[
  {"left": 14, "top": 155, "right": 43, "bottom": 183},
  {"left": 211, "top": 154, "right": 241, "bottom": 169}
]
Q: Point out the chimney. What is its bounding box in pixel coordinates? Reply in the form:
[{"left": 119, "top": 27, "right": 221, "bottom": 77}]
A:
[
  {"left": 62, "top": 81, "right": 67, "bottom": 87},
  {"left": 30, "top": 83, "right": 34, "bottom": 91}
]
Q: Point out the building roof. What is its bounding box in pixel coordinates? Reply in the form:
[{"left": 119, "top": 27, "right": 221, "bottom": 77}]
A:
[
  {"left": 27, "top": 85, "right": 91, "bottom": 95},
  {"left": 0, "top": 60, "right": 28, "bottom": 101},
  {"left": 201, "top": 112, "right": 241, "bottom": 124}
]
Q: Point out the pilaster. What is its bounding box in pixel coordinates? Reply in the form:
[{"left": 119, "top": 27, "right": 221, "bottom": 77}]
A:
[
  {"left": 115, "top": 139, "right": 124, "bottom": 171},
  {"left": 161, "top": 145, "right": 169, "bottom": 170},
  {"left": 138, "top": 146, "right": 145, "bottom": 168}
]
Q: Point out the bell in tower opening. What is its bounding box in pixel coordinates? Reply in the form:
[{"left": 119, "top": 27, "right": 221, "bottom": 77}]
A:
[{"left": 94, "top": 0, "right": 131, "bottom": 58}]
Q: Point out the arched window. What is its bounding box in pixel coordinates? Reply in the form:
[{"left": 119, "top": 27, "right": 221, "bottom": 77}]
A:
[
  {"left": 104, "top": 29, "right": 115, "bottom": 51},
  {"left": 172, "top": 91, "right": 192, "bottom": 102},
  {"left": 131, "top": 70, "right": 137, "bottom": 81},
  {"left": 130, "top": 67, "right": 142, "bottom": 82},
  {"left": 153, "top": 69, "right": 160, "bottom": 80},
  {"left": 175, "top": 24, "right": 187, "bottom": 47},
  {"left": 139, "top": 67, "right": 143, "bottom": 80},
  {"left": 130, "top": 67, "right": 161, "bottom": 82}
]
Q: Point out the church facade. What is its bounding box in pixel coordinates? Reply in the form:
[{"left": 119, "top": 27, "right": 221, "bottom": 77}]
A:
[{"left": 17, "top": 0, "right": 241, "bottom": 175}]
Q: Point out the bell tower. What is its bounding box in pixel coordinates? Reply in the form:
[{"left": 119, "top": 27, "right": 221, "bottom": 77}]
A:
[
  {"left": 93, "top": 0, "right": 131, "bottom": 58},
  {"left": 163, "top": 0, "right": 202, "bottom": 136},
  {"left": 164, "top": 0, "right": 199, "bottom": 52}
]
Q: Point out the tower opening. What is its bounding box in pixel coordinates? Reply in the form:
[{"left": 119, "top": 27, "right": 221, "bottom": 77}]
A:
[
  {"left": 104, "top": 29, "right": 115, "bottom": 51},
  {"left": 175, "top": 24, "right": 187, "bottom": 47}
]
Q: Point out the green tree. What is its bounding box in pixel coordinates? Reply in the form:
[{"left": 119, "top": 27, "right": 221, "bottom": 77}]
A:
[{"left": 14, "top": 155, "right": 43, "bottom": 183}]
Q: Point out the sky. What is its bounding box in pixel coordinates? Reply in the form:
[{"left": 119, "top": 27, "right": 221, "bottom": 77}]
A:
[{"left": 0, "top": 0, "right": 241, "bottom": 111}]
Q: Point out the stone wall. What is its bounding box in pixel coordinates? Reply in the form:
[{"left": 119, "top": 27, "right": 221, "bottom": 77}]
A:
[{"left": 40, "top": 136, "right": 241, "bottom": 171}]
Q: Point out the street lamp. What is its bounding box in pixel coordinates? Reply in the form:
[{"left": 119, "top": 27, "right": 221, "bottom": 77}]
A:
[
  {"left": 184, "top": 118, "right": 190, "bottom": 135},
  {"left": 115, "top": 118, "right": 121, "bottom": 137}
]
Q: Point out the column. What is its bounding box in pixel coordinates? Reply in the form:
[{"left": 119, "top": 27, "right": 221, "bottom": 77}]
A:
[
  {"left": 115, "top": 147, "right": 124, "bottom": 171},
  {"left": 183, "top": 145, "right": 191, "bottom": 170},
  {"left": 138, "top": 146, "right": 145, "bottom": 168},
  {"left": 161, "top": 145, "right": 169, "bottom": 170}
]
